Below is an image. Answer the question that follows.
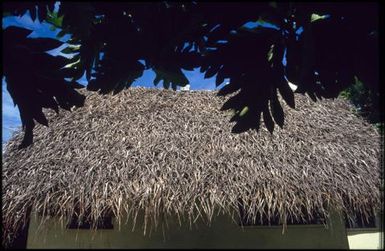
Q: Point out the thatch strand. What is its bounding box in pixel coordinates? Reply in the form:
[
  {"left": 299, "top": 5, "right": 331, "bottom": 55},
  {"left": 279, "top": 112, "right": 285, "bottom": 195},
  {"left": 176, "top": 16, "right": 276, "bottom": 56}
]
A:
[{"left": 2, "top": 87, "right": 381, "bottom": 247}]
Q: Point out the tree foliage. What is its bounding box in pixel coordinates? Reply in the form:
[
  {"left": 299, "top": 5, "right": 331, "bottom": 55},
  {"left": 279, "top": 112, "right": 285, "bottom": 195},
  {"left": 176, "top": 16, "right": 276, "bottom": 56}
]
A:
[
  {"left": 2, "top": 2, "right": 380, "bottom": 148},
  {"left": 3, "top": 26, "right": 85, "bottom": 148},
  {"left": 340, "top": 76, "right": 381, "bottom": 125}
]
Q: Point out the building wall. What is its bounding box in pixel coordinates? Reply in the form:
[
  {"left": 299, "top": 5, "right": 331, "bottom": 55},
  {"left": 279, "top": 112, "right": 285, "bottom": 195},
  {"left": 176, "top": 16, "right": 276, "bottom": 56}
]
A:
[
  {"left": 27, "top": 210, "right": 350, "bottom": 249},
  {"left": 347, "top": 229, "right": 383, "bottom": 249}
]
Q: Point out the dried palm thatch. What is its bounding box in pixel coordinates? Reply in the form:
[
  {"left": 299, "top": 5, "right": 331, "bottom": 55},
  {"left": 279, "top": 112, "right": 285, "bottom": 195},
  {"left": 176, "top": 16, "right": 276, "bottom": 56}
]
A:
[{"left": 2, "top": 87, "right": 381, "bottom": 247}]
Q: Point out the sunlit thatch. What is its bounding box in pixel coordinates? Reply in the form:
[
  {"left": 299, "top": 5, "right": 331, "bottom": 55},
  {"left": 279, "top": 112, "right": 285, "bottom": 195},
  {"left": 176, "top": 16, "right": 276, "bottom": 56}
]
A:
[{"left": 2, "top": 87, "right": 381, "bottom": 247}]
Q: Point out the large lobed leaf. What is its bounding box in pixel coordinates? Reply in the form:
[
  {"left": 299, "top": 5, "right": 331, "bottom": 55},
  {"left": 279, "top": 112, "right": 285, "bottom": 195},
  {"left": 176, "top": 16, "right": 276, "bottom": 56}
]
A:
[
  {"left": 3, "top": 2, "right": 380, "bottom": 147},
  {"left": 3, "top": 26, "right": 86, "bottom": 149}
]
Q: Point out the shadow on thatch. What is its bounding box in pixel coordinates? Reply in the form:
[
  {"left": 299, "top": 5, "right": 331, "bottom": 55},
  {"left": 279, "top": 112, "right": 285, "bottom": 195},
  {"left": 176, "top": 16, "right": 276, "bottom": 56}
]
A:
[{"left": 2, "top": 87, "right": 381, "bottom": 247}]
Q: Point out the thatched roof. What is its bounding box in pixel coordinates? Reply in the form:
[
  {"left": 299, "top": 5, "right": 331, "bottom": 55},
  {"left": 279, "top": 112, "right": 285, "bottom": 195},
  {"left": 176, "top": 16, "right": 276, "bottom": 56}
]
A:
[{"left": 2, "top": 87, "right": 381, "bottom": 246}]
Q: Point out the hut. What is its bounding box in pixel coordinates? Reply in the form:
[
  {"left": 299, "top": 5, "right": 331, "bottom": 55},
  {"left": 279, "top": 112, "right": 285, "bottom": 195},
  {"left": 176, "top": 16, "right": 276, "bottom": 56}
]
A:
[{"left": 2, "top": 87, "right": 382, "bottom": 249}]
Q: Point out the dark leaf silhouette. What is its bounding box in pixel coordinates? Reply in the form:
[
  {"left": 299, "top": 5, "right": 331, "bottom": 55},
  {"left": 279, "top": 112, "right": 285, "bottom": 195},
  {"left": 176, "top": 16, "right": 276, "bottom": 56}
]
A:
[
  {"left": 2, "top": 2, "right": 380, "bottom": 147},
  {"left": 277, "top": 79, "right": 295, "bottom": 109},
  {"left": 3, "top": 26, "right": 85, "bottom": 148},
  {"left": 263, "top": 108, "right": 275, "bottom": 134},
  {"left": 270, "top": 97, "right": 284, "bottom": 128},
  {"left": 217, "top": 82, "right": 241, "bottom": 96},
  {"left": 3, "top": 2, "right": 55, "bottom": 22}
]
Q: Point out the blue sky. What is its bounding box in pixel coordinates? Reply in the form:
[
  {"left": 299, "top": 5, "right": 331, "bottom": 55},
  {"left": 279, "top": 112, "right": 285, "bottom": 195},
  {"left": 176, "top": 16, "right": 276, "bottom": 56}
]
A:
[{"left": 2, "top": 77, "right": 21, "bottom": 144}]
